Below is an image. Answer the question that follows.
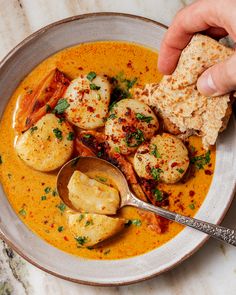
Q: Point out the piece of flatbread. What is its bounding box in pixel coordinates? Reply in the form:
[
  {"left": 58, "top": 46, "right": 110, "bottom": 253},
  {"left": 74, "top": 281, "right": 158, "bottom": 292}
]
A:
[{"left": 134, "top": 34, "right": 235, "bottom": 149}]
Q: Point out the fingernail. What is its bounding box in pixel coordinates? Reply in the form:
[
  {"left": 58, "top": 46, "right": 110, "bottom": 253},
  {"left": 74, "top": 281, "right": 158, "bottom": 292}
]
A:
[{"left": 197, "top": 72, "right": 217, "bottom": 96}]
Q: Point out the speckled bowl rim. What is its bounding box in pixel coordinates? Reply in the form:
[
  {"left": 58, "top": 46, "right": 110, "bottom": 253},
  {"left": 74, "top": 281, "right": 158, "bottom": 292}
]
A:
[{"left": 0, "top": 12, "right": 235, "bottom": 286}]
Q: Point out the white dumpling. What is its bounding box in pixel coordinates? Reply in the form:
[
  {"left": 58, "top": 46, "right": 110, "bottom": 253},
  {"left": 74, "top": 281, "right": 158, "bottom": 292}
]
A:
[
  {"left": 15, "top": 114, "right": 74, "bottom": 171},
  {"left": 105, "top": 99, "right": 159, "bottom": 155},
  {"left": 64, "top": 74, "right": 111, "bottom": 129},
  {"left": 68, "top": 170, "right": 120, "bottom": 215},
  {"left": 67, "top": 211, "right": 125, "bottom": 247},
  {"left": 134, "top": 133, "right": 189, "bottom": 184}
]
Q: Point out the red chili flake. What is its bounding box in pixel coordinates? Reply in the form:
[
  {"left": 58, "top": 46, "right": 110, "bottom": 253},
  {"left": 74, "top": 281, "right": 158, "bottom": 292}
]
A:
[
  {"left": 208, "top": 163, "right": 212, "bottom": 167},
  {"left": 50, "top": 223, "right": 54, "bottom": 228},
  {"left": 87, "top": 106, "right": 95, "bottom": 112},
  {"left": 178, "top": 192, "right": 183, "bottom": 197},
  {"left": 145, "top": 66, "right": 149, "bottom": 72},
  {"left": 21, "top": 176, "right": 25, "bottom": 180},
  {"left": 127, "top": 61, "right": 132, "bottom": 68},
  {"left": 64, "top": 236, "right": 69, "bottom": 241},
  {"left": 189, "top": 190, "right": 195, "bottom": 197},
  {"left": 44, "top": 220, "right": 48, "bottom": 224},
  {"left": 205, "top": 170, "right": 213, "bottom": 175},
  {"left": 171, "top": 162, "right": 178, "bottom": 168},
  {"left": 41, "top": 182, "right": 45, "bottom": 186},
  {"left": 78, "top": 67, "right": 83, "bottom": 70}
]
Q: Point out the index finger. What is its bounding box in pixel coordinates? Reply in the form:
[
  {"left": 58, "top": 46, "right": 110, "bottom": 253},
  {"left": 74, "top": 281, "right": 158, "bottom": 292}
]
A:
[{"left": 158, "top": 0, "right": 221, "bottom": 74}]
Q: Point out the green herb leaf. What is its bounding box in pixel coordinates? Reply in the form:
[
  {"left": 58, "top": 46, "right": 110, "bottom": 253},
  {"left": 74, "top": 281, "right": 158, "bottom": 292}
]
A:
[
  {"left": 58, "top": 226, "right": 64, "bottom": 232},
  {"left": 85, "top": 220, "right": 94, "bottom": 227},
  {"left": 52, "top": 189, "right": 58, "bottom": 196},
  {"left": 30, "top": 126, "right": 38, "bottom": 134},
  {"left": 41, "top": 196, "right": 47, "bottom": 201},
  {"left": 96, "top": 177, "right": 107, "bottom": 182},
  {"left": 104, "top": 249, "right": 111, "bottom": 255},
  {"left": 150, "top": 144, "right": 161, "bottom": 158},
  {"left": 136, "top": 113, "right": 153, "bottom": 123},
  {"left": 126, "top": 77, "right": 137, "bottom": 89},
  {"left": 189, "top": 203, "right": 195, "bottom": 210},
  {"left": 19, "top": 208, "right": 26, "bottom": 216},
  {"left": 83, "top": 134, "right": 91, "bottom": 139},
  {"left": 44, "top": 187, "right": 51, "bottom": 194},
  {"left": 90, "top": 83, "right": 101, "bottom": 90},
  {"left": 153, "top": 188, "right": 163, "bottom": 201},
  {"left": 57, "top": 203, "right": 66, "bottom": 212},
  {"left": 58, "top": 117, "right": 65, "bottom": 124},
  {"left": 53, "top": 99, "right": 70, "bottom": 114},
  {"left": 108, "top": 113, "right": 117, "bottom": 120},
  {"left": 53, "top": 128, "right": 63, "bottom": 140},
  {"left": 150, "top": 167, "right": 163, "bottom": 181},
  {"left": 46, "top": 104, "right": 52, "bottom": 113},
  {"left": 0, "top": 155, "right": 2, "bottom": 164},
  {"left": 125, "top": 129, "right": 145, "bottom": 147},
  {"left": 108, "top": 101, "right": 118, "bottom": 112},
  {"left": 75, "top": 236, "right": 88, "bottom": 245},
  {"left": 190, "top": 150, "right": 211, "bottom": 170},
  {"left": 87, "top": 71, "right": 97, "bottom": 81},
  {"left": 132, "top": 219, "right": 142, "bottom": 226},
  {"left": 177, "top": 168, "right": 185, "bottom": 174},
  {"left": 114, "top": 146, "right": 120, "bottom": 153},
  {"left": 78, "top": 214, "right": 84, "bottom": 222},
  {"left": 67, "top": 132, "right": 75, "bottom": 141}
]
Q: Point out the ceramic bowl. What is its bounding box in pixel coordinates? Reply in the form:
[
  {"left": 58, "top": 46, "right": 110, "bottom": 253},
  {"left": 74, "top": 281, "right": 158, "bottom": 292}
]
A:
[{"left": 0, "top": 13, "right": 235, "bottom": 286}]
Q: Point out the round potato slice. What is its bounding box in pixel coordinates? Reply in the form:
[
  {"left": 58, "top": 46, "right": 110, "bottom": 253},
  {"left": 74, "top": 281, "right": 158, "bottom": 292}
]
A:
[
  {"left": 64, "top": 74, "right": 110, "bottom": 129},
  {"left": 105, "top": 99, "right": 159, "bottom": 155},
  {"left": 134, "top": 133, "right": 189, "bottom": 184},
  {"left": 15, "top": 114, "right": 74, "bottom": 171}
]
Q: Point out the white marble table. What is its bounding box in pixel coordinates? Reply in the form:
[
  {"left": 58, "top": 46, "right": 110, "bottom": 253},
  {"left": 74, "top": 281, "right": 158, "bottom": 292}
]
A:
[{"left": 0, "top": 0, "right": 236, "bottom": 294}]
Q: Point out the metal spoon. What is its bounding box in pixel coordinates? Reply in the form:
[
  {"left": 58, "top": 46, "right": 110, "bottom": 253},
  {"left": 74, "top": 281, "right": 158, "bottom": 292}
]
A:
[{"left": 57, "top": 156, "right": 236, "bottom": 247}]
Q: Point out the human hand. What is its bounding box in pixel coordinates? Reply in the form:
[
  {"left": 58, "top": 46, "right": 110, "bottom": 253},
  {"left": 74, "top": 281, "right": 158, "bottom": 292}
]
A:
[{"left": 158, "top": 0, "right": 236, "bottom": 96}]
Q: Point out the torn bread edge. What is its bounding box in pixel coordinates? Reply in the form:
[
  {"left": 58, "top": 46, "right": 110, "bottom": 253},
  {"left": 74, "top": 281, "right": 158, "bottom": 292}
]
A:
[{"left": 133, "top": 34, "right": 235, "bottom": 149}]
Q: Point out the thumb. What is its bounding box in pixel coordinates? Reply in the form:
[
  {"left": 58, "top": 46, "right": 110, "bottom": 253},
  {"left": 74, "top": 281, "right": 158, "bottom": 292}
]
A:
[{"left": 197, "top": 52, "right": 236, "bottom": 96}]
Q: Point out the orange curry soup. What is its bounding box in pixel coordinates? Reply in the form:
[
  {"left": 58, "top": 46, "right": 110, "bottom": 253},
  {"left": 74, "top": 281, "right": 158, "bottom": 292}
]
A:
[{"left": 0, "top": 42, "right": 215, "bottom": 259}]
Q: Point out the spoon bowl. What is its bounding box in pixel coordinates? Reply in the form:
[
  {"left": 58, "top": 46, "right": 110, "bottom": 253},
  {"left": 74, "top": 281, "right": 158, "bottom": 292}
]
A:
[{"left": 57, "top": 156, "right": 236, "bottom": 247}]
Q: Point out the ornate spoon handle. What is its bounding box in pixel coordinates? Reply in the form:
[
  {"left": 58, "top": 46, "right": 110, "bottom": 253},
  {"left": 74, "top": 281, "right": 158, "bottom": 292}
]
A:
[{"left": 128, "top": 193, "right": 236, "bottom": 246}]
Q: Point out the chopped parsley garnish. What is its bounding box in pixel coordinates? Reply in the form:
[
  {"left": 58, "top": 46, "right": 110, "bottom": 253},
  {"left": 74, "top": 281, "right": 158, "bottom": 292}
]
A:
[
  {"left": 90, "top": 83, "right": 101, "bottom": 90},
  {"left": 125, "top": 129, "right": 145, "bottom": 147},
  {"left": 58, "top": 117, "right": 65, "bottom": 124},
  {"left": 85, "top": 220, "right": 94, "bottom": 227},
  {"left": 97, "top": 151, "right": 103, "bottom": 157},
  {"left": 46, "top": 104, "right": 52, "bottom": 113},
  {"left": 53, "top": 128, "right": 63, "bottom": 140},
  {"left": 177, "top": 168, "right": 185, "bottom": 174},
  {"left": 108, "top": 113, "right": 117, "bottom": 120},
  {"left": 153, "top": 188, "right": 163, "bottom": 201},
  {"left": 114, "top": 146, "right": 120, "bottom": 153},
  {"left": 53, "top": 99, "right": 70, "bottom": 114},
  {"left": 83, "top": 134, "right": 91, "bottom": 139},
  {"left": 104, "top": 249, "right": 111, "bottom": 255},
  {"left": 41, "top": 196, "right": 47, "bottom": 201},
  {"left": 44, "top": 187, "right": 51, "bottom": 194},
  {"left": 0, "top": 155, "right": 2, "bottom": 164},
  {"left": 78, "top": 214, "right": 84, "bottom": 222},
  {"left": 125, "top": 219, "right": 142, "bottom": 227},
  {"left": 136, "top": 113, "right": 153, "bottom": 123},
  {"left": 67, "top": 132, "right": 75, "bottom": 141},
  {"left": 190, "top": 150, "right": 211, "bottom": 170},
  {"left": 108, "top": 101, "right": 118, "bottom": 112},
  {"left": 19, "top": 208, "right": 26, "bottom": 216},
  {"left": 75, "top": 236, "right": 88, "bottom": 245},
  {"left": 87, "top": 71, "right": 97, "bottom": 81},
  {"left": 150, "top": 144, "right": 161, "bottom": 158},
  {"left": 189, "top": 203, "right": 195, "bottom": 210},
  {"left": 132, "top": 219, "right": 142, "bottom": 226},
  {"left": 58, "top": 226, "right": 64, "bottom": 232},
  {"left": 97, "top": 93, "right": 101, "bottom": 100},
  {"left": 150, "top": 167, "right": 163, "bottom": 181},
  {"left": 97, "top": 177, "right": 107, "bottom": 182},
  {"left": 57, "top": 203, "right": 66, "bottom": 212},
  {"left": 109, "top": 72, "right": 137, "bottom": 105},
  {"left": 30, "top": 126, "right": 38, "bottom": 134},
  {"left": 52, "top": 189, "right": 58, "bottom": 196}
]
